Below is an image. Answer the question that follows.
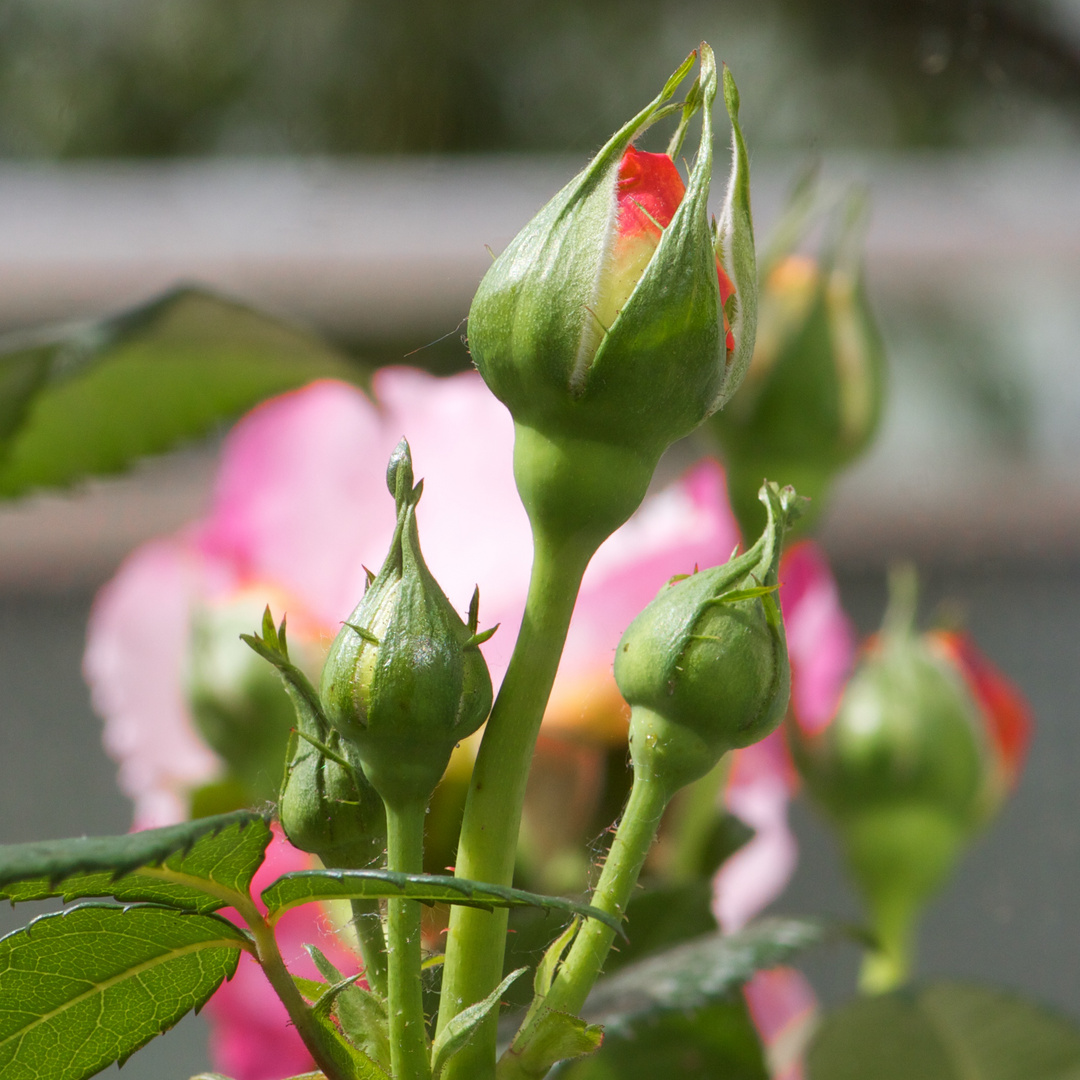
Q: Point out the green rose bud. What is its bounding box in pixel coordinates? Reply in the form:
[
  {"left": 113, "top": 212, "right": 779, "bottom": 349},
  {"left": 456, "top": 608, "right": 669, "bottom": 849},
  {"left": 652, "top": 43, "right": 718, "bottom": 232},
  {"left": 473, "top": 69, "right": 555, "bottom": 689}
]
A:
[
  {"left": 242, "top": 608, "right": 386, "bottom": 869},
  {"left": 615, "top": 482, "right": 801, "bottom": 798},
  {"left": 468, "top": 44, "right": 757, "bottom": 553},
  {"left": 709, "top": 184, "right": 885, "bottom": 539},
  {"left": 320, "top": 439, "right": 495, "bottom": 810},
  {"left": 788, "top": 567, "right": 1033, "bottom": 992}
]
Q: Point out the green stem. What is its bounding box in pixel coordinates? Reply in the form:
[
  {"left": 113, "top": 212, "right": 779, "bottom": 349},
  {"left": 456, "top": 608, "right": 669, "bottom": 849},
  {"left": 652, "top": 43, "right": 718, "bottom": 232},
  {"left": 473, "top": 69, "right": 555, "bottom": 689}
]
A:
[
  {"left": 535, "top": 775, "right": 668, "bottom": 1018},
  {"left": 386, "top": 799, "right": 432, "bottom": 1080},
  {"left": 235, "top": 895, "right": 351, "bottom": 1080},
  {"left": 664, "top": 756, "right": 730, "bottom": 883},
  {"left": 436, "top": 530, "right": 594, "bottom": 1080},
  {"left": 350, "top": 898, "right": 388, "bottom": 999}
]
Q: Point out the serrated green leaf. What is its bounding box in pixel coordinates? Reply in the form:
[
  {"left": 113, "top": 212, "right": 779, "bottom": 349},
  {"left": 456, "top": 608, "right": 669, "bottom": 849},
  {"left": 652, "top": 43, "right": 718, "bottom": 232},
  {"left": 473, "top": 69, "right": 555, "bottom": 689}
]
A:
[
  {"left": 434, "top": 969, "right": 527, "bottom": 1080},
  {"left": 305, "top": 945, "right": 392, "bottom": 1072},
  {"left": 807, "top": 980, "right": 1080, "bottom": 1080},
  {"left": 0, "top": 811, "right": 271, "bottom": 912},
  {"left": 0, "top": 286, "right": 363, "bottom": 498},
  {"left": 553, "top": 1000, "right": 767, "bottom": 1080},
  {"left": 261, "top": 870, "right": 625, "bottom": 938},
  {"left": 581, "top": 918, "right": 828, "bottom": 1037},
  {"left": 0, "top": 903, "right": 248, "bottom": 1080}
]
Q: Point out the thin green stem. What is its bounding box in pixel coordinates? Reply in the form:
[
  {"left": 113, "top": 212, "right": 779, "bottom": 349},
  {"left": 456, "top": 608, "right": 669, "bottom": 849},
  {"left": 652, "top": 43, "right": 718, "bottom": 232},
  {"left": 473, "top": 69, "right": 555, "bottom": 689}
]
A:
[
  {"left": 542, "top": 775, "right": 668, "bottom": 1015},
  {"left": 664, "top": 756, "right": 730, "bottom": 883},
  {"left": 385, "top": 799, "right": 432, "bottom": 1080},
  {"left": 234, "top": 895, "right": 351, "bottom": 1080},
  {"left": 350, "top": 898, "right": 388, "bottom": 999},
  {"left": 436, "top": 530, "right": 594, "bottom": 1080}
]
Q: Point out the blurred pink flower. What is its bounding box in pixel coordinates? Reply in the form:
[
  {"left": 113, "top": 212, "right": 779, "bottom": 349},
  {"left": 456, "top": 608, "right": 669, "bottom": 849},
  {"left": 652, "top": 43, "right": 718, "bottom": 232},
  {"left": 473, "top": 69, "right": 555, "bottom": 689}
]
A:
[{"left": 84, "top": 369, "right": 847, "bottom": 1078}]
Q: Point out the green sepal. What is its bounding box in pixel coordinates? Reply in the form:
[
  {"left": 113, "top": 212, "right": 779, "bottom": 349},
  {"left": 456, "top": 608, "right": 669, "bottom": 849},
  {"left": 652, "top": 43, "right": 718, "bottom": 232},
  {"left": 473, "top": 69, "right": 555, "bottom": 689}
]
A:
[{"left": 712, "top": 65, "right": 758, "bottom": 412}]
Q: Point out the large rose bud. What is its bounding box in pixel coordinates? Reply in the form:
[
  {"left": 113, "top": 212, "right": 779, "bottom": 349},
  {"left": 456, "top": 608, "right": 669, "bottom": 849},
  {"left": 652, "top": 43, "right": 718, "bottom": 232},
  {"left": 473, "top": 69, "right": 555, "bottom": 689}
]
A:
[
  {"left": 319, "top": 439, "right": 494, "bottom": 811},
  {"left": 468, "top": 43, "right": 756, "bottom": 553},
  {"left": 614, "top": 482, "right": 802, "bottom": 799},
  {"left": 788, "top": 567, "right": 1032, "bottom": 992},
  {"left": 709, "top": 187, "right": 885, "bottom": 539}
]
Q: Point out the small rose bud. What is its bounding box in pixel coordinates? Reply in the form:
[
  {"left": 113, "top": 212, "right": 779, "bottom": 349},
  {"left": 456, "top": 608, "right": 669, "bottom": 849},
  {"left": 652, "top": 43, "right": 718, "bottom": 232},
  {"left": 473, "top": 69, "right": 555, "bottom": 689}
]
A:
[
  {"left": 319, "top": 439, "right": 495, "bottom": 810},
  {"left": 615, "top": 482, "right": 802, "bottom": 798},
  {"left": 788, "top": 566, "right": 1033, "bottom": 991},
  {"left": 242, "top": 607, "right": 387, "bottom": 869},
  {"left": 709, "top": 188, "right": 885, "bottom": 538},
  {"left": 468, "top": 44, "right": 756, "bottom": 551}
]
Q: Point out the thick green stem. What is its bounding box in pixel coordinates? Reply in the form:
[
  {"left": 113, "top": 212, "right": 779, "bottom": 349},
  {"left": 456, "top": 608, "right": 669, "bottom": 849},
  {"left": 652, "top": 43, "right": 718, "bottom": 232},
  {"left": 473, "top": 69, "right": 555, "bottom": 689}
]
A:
[
  {"left": 350, "top": 898, "right": 388, "bottom": 999},
  {"left": 435, "top": 531, "right": 594, "bottom": 1080},
  {"left": 386, "top": 799, "right": 432, "bottom": 1080},
  {"left": 537, "top": 775, "right": 668, "bottom": 1018}
]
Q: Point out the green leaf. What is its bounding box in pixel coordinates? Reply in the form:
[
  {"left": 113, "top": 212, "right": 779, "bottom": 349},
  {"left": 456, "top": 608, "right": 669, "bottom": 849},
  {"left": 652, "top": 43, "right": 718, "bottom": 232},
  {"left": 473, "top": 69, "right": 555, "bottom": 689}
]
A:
[
  {"left": 581, "top": 918, "right": 828, "bottom": 1037},
  {"left": 0, "top": 903, "right": 248, "bottom": 1080},
  {"left": 0, "top": 286, "right": 363, "bottom": 498},
  {"left": 808, "top": 980, "right": 1080, "bottom": 1080},
  {"left": 553, "top": 999, "right": 768, "bottom": 1080},
  {"left": 498, "top": 1010, "right": 604, "bottom": 1080},
  {"left": 305, "top": 946, "right": 391, "bottom": 1072},
  {"left": 261, "top": 869, "right": 626, "bottom": 938},
  {"left": 434, "top": 969, "right": 528, "bottom": 1079},
  {"left": 0, "top": 810, "right": 271, "bottom": 913}
]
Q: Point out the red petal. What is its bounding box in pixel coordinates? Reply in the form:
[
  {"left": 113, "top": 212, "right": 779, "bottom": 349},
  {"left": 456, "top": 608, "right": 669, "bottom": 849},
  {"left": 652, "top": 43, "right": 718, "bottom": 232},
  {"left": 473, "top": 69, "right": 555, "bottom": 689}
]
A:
[
  {"left": 933, "top": 631, "right": 1033, "bottom": 784},
  {"left": 616, "top": 146, "right": 685, "bottom": 238}
]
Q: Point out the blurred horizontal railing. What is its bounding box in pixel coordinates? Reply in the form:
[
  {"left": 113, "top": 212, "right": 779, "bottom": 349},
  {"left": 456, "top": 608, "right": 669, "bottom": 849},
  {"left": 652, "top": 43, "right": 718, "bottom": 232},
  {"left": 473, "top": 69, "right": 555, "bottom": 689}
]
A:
[{"left": 1, "top": 153, "right": 1079, "bottom": 585}]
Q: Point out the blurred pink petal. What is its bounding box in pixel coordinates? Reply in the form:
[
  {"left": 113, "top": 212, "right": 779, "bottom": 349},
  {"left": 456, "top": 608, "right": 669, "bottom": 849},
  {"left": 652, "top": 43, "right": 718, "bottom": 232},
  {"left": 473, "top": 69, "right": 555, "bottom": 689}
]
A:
[
  {"left": 744, "top": 966, "right": 818, "bottom": 1080},
  {"left": 715, "top": 732, "right": 799, "bottom": 932},
  {"left": 715, "top": 542, "right": 854, "bottom": 929},
  {"left": 780, "top": 540, "right": 855, "bottom": 736},
  {"left": 84, "top": 539, "right": 223, "bottom": 829},
  {"left": 205, "top": 827, "right": 362, "bottom": 1080}
]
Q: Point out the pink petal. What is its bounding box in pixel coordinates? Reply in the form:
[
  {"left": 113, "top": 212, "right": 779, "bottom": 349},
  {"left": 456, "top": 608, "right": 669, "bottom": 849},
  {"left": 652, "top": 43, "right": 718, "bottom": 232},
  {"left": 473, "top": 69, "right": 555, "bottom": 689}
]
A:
[
  {"left": 83, "top": 538, "right": 223, "bottom": 829},
  {"left": 744, "top": 966, "right": 818, "bottom": 1080},
  {"left": 715, "top": 732, "right": 798, "bottom": 933},
  {"left": 779, "top": 541, "right": 855, "bottom": 737}
]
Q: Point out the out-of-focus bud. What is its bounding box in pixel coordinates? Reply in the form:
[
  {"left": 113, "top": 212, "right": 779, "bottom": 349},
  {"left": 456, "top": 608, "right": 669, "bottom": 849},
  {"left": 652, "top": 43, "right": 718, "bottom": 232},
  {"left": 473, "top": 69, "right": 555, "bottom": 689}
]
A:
[
  {"left": 468, "top": 44, "right": 756, "bottom": 552},
  {"left": 242, "top": 607, "right": 386, "bottom": 869},
  {"left": 615, "top": 482, "right": 802, "bottom": 798},
  {"left": 788, "top": 566, "right": 1032, "bottom": 992},
  {"left": 319, "top": 440, "right": 494, "bottom": 810},
  {"left": 186, "top": 589, "right": 314, "bottom": 809},
  {"left": 708, "top": 185, "right": 885, "bottom": 539}
]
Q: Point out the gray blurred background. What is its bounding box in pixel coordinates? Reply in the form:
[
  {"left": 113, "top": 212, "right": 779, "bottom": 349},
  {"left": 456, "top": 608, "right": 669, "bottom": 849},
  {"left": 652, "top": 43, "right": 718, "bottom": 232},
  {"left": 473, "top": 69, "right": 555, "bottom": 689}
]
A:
[{"left": 2, "top": 1, "right": 1080, "bottom": 1075}]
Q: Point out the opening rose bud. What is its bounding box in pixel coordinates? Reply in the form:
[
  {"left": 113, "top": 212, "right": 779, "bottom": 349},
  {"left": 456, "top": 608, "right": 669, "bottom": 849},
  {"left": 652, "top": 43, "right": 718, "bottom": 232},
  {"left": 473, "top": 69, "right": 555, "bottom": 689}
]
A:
[{"left": 468, "top": 43, "right": 756, "bottom": 554}]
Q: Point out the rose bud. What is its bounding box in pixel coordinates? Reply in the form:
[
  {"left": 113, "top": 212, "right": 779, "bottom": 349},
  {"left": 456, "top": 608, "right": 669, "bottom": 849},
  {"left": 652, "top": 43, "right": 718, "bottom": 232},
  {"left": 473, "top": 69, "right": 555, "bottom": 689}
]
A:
[
  {"left": 788, "top": 567, "right": 1033, "bottom": 991},
  {"left": 708, "top": 187, "right": 885, "bottom": 539},
  {"left": 468, "top": 44, "right": 756, "bottom": 552},
  {"left": 615, "top": 482, "right": 802, "bottom": 799},
  {"left": 319, "top": 439, "right": 495, "bottom": 811},
  {"left": 240, "top": 606, "right": 387, "bottom": 869}
]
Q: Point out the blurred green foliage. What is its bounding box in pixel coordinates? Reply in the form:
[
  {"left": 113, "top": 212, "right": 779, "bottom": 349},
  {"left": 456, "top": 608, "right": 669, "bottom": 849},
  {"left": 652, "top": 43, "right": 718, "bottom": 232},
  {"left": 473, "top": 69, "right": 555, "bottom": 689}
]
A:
[{"left": 0, "top": 0, "right": 1077, "bottom": 157}]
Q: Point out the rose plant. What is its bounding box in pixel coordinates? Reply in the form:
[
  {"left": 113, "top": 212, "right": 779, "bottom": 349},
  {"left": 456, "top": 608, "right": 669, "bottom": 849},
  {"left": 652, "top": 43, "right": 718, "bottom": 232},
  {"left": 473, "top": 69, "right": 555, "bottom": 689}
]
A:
[{"left": 0, "top": 36, "right": 1060, "bottom": 1080}]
